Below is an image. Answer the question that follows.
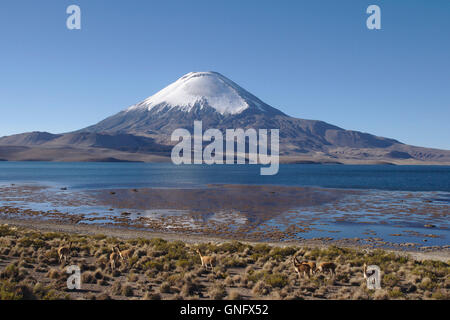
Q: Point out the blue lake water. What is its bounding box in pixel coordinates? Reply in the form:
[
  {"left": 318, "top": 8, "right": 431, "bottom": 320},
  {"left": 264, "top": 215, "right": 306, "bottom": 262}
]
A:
[
  {"left": 0, "top": 162, "right": 449, "bottom": 192},
  {"left": 0, "top": 162, "right": 448, "bottom": 247}
]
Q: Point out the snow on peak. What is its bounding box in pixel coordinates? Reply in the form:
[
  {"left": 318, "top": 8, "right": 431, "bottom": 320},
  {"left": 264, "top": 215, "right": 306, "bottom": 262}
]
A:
[{"left": 127, "top": 71, "right": 265, "bottom": 115}]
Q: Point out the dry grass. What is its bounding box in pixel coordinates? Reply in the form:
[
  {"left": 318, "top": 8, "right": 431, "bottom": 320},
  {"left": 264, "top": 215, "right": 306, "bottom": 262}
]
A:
[{"left": 0, "top": 224, "right": 448, "bottom": 300}]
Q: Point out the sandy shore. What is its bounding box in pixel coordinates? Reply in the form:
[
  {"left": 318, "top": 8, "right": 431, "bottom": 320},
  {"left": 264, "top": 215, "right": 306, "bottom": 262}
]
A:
[{"left": 1, "top": 217, "right": 448, "bottom": 262}]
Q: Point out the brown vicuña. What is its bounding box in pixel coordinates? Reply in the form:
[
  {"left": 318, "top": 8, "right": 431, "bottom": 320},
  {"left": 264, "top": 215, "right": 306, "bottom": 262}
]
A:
[
  {"left": 110, "top": 248, "right": 120, "bottom": 270},
  {"left": 302, "top": 261, "right": 317, "bottom": 275},
  {"left": 196, "top": 249, "right": 214, "bottom": 269},
  {"left": 318, "top": 262, "right": 337, "bottom": 276},
  {"left": 114, "top": 246, "right": 135, "bottom": 265},
  {"left": 292, "top": 254, "right": 311, "bottom": 278},
  {"left": 57, "top": 242, "right": 72, "bottom": 264}
]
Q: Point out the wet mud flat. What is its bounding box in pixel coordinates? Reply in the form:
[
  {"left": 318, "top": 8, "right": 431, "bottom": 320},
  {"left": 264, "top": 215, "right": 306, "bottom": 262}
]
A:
[
  {"left": 93, "top": 184, "right": 350, "bottom": 226},
  {"left": 0, "top": 184, "right": 448, "bottom": 251}
]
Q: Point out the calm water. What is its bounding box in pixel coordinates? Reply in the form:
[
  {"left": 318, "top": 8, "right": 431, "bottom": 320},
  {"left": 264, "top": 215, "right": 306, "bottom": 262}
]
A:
[
  {"left": 0, "top": 162, "right": 449, "bottom": 191},
  {"left": 0, "top": 162, "right": 449, "bottom": 246}
]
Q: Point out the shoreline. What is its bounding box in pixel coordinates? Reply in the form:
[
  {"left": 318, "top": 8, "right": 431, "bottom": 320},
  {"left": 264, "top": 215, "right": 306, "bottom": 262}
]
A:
[
  {"left": 1, "top": 158, "right": 450, "bottom": 165},
  {"left": 1, "top": 217, "right": 448, "bottom": 262}
]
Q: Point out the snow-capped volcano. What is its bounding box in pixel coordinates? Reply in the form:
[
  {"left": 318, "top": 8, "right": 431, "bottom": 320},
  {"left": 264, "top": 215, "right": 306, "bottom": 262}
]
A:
[
  {"left": 1, "top": 71, "right": 449, "bottom": 164},
  {"left": 78, "top": 71, "right": 285, "bottom": 134},
  {"left": 127, "top": 71, "right": 274, "bottom": 115}
]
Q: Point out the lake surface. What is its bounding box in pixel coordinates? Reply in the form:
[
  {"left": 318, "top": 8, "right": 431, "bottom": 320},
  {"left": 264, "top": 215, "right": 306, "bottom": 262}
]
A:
[
  {"left": 0, "top": 162, "right": 448, "bottom": 247},
  {"left": 0, "top": 162, "right": 449, "bottom": 192}
]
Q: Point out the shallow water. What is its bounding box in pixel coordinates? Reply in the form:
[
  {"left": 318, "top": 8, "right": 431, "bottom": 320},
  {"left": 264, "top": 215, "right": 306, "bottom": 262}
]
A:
[
  {"left": 0, "top": 162, "right": 448, "bottom": 248},
  {"left": 0, "top": 184, "right": 448, "bottom": 248}
]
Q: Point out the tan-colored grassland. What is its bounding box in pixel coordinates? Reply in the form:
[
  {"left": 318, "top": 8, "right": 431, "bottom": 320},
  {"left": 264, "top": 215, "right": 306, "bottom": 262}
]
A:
[
  {"left": 0, "top": 222, "right": 448, "bottom": 300},
  {"left": 1, "top": 145, "right": 450, "bottom": 165}
]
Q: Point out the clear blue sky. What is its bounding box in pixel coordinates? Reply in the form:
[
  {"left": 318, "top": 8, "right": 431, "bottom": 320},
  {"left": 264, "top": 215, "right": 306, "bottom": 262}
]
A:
[{"left": 0, "top": 0, "right": 449, "bottom": 149}]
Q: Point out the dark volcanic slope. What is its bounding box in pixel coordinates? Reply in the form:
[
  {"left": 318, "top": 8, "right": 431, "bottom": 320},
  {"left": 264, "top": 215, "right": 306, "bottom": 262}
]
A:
[
  {"left": 0, "top": 132, "right": 171, "bottom": 154},
  {"left": 80, "top": 104, "right": 400, "bottom": 149}
]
